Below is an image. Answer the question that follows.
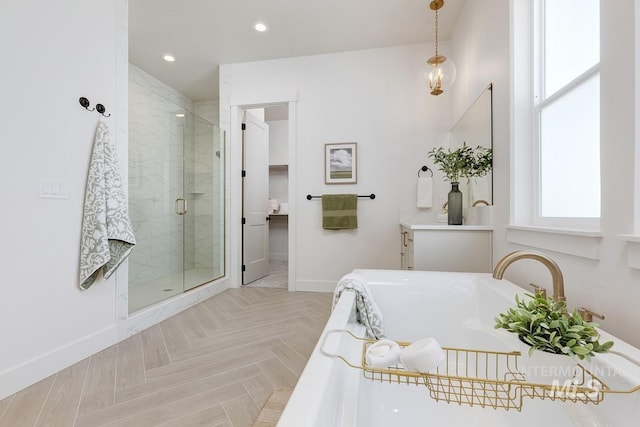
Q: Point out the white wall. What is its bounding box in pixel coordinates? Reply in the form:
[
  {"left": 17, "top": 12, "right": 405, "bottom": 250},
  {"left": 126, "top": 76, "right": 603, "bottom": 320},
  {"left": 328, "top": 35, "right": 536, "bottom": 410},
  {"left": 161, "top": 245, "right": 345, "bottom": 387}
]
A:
[
  {"left": 221, "top": 44, "right": 452, "bottom": 290},
  {"left": 223, "top": 0, "right": 640, "bottom": 349},
  {"left": 268, "top": 119, "right": 289, "bottom": 261},
  {"left": 268, "top": 120, "right": 289, "bottom": 166},
  {"left": 0, "top": 0, "right": 127, "bottom": 399},
  {"left": 451, "top": 0, "right": 511, "bottom": 263},
  {"left": 452, "top": 0, "right": 640, "bottom": 348},
  {"left": 0, "top": 1, "right": 230, "bottom": 400}
]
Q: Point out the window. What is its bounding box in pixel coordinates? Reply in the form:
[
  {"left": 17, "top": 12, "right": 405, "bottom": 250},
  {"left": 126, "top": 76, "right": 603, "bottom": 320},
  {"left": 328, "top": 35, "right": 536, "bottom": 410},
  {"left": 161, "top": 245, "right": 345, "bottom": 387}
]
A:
[{"left": 534, "top": 0, "right": 600, "bottom": 227}]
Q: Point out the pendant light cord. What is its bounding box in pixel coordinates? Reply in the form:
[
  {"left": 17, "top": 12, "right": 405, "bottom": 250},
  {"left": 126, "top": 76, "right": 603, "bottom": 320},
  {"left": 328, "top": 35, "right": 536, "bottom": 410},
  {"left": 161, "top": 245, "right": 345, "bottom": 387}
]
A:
[{"left": 434, "top": 6, "right": 439, "bottom": 58}]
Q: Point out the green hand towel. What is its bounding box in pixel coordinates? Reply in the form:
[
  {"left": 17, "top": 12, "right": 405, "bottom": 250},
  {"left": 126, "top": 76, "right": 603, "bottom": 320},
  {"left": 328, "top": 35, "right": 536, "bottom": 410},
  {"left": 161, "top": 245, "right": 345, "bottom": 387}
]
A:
[{"left": 322, "top": 194, "right": 358, "bottom": 229}]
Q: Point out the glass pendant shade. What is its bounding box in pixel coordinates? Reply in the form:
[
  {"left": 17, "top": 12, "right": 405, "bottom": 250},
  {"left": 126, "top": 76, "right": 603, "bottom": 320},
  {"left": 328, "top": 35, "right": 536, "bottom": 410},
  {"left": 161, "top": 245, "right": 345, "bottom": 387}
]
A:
[{"left": 426, "top": 54, "right": 456, "bottom": 96}]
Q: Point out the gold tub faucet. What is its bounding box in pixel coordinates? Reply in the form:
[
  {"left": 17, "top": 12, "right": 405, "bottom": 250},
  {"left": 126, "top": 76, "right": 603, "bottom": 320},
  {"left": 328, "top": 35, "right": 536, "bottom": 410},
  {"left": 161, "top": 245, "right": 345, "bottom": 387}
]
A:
[{"left": 492, "top": 250, "right": 565, "bottom": 303}]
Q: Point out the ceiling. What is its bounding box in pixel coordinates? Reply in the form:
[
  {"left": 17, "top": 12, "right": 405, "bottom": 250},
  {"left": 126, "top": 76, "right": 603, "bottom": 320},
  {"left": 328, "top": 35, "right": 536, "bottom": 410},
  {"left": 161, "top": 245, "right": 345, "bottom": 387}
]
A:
[{"left": 129, "top": 0, "right": 465, "bottom": 102}]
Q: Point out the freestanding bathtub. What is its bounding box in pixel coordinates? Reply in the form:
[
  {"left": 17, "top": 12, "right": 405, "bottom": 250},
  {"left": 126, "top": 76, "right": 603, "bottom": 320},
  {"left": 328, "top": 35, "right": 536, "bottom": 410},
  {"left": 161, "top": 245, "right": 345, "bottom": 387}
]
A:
[{"left": 279, "top": 269, "right": 640, "bottom": 426}]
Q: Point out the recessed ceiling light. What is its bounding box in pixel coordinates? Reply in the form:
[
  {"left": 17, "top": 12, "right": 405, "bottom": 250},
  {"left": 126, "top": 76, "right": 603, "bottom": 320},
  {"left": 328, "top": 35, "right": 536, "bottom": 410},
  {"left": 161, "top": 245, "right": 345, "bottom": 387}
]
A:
[
  {"left": 163, "top": 54, "right": 175, "bottom": 62},
  {"left": 175, "top": 113, "right": 185, "bottom": 118},
  {"left": 253, "top": 22, "right": 268, "bottom": 32}
]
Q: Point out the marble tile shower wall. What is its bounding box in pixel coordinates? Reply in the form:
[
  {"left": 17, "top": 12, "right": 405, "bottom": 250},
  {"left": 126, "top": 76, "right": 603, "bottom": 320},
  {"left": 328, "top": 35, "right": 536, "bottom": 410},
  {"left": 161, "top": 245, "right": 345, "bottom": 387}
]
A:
[
  {"left": 212, "top": 128, "right": 223, "bottom": 275},
  {"left": 174, "top": 110, "right": 222, "bottom": 278},
  {"left": 183, "top": 112, "right": 196, "bottom": 272},
  {"left": 195, "top": 101, "right": 220, "bottom": 127},
  {"left": 128, "top": 64, "right": 193, "bottom": 286},
  {"left": 193, "top": 120, "right": 213, "bottom": 270},
  {"left": 194, "top": 101, "right": 223, "bottom": 277}
]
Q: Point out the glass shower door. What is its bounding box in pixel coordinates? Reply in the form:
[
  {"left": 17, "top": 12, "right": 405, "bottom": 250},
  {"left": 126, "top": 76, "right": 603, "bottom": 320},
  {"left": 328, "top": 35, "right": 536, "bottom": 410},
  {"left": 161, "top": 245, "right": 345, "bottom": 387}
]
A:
[
  {"left": 128, "top": 101, "right": 185, "bottom": 313},
  {"left": 181, "top": 112, "right": 225, "bottom": 291},
  {"left": 128, "top": 74, "right": 225, "bottom": 313}
]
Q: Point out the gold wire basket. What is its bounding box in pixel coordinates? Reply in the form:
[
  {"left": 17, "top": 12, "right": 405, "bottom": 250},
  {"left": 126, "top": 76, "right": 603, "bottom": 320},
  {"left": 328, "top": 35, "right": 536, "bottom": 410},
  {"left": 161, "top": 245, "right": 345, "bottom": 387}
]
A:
[{"left": 321, "top": 330, "right": 640, "bottom": 411}]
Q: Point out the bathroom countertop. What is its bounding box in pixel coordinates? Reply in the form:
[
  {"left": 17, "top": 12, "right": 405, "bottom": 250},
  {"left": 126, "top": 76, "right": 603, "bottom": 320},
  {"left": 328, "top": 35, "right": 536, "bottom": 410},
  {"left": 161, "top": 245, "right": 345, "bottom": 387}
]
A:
[{"left": 400, "top": 221, "right": 493, "bottom": 231}]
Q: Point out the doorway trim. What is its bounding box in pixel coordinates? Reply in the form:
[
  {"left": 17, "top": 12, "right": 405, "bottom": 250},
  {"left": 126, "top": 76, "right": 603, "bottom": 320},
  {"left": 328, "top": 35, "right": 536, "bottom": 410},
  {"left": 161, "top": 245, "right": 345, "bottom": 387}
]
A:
[{"left": 229, "top": 91, "right": 298, "bottom": 291}]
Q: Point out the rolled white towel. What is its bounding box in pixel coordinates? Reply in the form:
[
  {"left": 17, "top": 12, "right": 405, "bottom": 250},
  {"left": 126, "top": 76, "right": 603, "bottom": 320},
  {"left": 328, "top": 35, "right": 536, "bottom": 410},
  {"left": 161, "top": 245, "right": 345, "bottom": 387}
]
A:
[
  {"left": 365, "top": 339, "right": 401, "bottom": 368},
  {"left": 400, "top": 337, "right": 445, "bottom": 373}
]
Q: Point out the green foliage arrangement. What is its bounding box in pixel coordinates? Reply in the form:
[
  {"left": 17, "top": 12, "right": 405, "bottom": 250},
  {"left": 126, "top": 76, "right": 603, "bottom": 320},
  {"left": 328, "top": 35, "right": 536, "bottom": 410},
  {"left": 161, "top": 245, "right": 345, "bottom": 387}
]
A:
[
  {"left": 494, "top": 293, "right": 614, "bottom": 361},
  {"left": 427, "top": 143, "right": 492, "bottom": 183},
  {"left": 471, "top": 145, "right": 493, "bottom": 178}
]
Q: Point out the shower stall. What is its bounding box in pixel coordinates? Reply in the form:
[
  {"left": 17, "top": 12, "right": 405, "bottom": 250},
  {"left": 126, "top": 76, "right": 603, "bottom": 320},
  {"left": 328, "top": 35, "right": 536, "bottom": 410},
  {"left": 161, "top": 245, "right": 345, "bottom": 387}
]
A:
[{"left": 128, "top": 69, "right": 225, "bottom": 313}]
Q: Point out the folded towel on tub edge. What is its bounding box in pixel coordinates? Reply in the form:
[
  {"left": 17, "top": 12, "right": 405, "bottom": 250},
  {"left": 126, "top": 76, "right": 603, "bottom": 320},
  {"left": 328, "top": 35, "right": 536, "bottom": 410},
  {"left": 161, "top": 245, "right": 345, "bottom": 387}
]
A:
[{"left": 332, "top": 273, "right": 385, "bottom": 339}]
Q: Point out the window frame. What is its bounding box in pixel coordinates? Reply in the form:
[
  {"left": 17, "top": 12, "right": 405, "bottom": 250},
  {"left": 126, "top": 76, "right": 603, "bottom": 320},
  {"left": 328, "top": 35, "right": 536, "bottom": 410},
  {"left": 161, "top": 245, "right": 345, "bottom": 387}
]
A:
[{"left": 532, "top": 0, "right": 601, "bottom": 230}]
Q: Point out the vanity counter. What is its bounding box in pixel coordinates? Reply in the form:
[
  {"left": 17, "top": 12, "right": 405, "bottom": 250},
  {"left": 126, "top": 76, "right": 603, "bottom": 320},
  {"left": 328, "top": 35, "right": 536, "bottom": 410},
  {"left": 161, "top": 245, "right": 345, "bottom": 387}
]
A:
[
  {"left": 399, "top": 222, "right": 493, "bottom": 231},
  {"left": 400, "top": 222, "right": 493, "bottom": 272}
]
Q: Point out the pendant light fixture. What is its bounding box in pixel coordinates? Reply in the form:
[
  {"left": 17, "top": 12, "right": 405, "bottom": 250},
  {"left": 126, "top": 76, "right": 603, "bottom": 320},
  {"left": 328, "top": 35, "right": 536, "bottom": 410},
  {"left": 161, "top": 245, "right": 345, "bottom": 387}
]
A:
[{"left": 426, "top": 0, "right": 456, "bottom": 96}]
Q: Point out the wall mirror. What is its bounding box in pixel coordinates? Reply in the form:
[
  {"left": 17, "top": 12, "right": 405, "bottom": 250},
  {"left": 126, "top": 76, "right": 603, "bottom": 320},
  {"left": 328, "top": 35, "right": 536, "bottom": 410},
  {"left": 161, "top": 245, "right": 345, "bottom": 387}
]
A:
[{"left": 449, "top": 83, "right": 493, "bottom": 206}]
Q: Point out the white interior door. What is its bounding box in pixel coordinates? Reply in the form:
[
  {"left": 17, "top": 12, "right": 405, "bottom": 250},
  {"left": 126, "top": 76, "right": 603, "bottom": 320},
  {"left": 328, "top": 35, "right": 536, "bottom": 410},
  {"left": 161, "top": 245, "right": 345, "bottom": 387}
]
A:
[{"left": 242, "top": 110, "right": 269, "bottom": 284}]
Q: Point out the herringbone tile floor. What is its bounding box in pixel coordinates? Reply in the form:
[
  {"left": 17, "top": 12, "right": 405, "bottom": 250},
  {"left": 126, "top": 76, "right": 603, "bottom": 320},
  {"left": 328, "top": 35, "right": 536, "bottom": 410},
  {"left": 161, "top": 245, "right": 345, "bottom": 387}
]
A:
[{"left": 0, "top": 288, "right": 332, "bottom": 427}]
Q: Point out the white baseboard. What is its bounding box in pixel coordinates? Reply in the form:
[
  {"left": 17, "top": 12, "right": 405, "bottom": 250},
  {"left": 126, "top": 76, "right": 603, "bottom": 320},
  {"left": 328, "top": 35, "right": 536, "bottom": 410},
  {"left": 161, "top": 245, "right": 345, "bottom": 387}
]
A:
[
  {"left": 0, "top": 277, "right": 231, "bottom": 401},
  {"left": 0, "top": 326, "right": 117, "bottom": 400},
  {"left": 293, "top": 279, "right": 335, "bottom": 293}
]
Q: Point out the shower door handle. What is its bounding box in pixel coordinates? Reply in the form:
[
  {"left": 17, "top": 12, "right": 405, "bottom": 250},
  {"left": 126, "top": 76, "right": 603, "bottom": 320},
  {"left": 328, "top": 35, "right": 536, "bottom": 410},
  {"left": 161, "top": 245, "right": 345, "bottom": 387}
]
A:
[{"left": 175, "top": 198, "right": 188, "bottom": 215}]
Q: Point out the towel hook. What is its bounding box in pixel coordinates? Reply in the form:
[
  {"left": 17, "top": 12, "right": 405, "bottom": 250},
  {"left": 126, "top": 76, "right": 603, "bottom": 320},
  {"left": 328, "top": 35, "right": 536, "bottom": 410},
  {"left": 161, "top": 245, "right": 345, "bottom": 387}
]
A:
[
  {"left": 79, "top": 97, "right": 110, "bottom": 117},
  {"left": 79, "top": 97, "right": 95, "bottom": 111},
  {"left": 418, "top": 166, "right": 433, "bottom": 177},
  {"left": 95, "top": 104, "right": 111, "bottom": 117}
]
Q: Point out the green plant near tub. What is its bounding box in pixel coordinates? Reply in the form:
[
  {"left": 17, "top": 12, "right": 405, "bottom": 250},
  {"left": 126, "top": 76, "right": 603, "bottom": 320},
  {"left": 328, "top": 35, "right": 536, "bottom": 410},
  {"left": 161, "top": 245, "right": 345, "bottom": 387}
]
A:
[
  {"left": 427, "top": 142, "right": 492, "bottom": 183},
  {"left": 494, "top": 293, "right": 614, "bottom": 361}
]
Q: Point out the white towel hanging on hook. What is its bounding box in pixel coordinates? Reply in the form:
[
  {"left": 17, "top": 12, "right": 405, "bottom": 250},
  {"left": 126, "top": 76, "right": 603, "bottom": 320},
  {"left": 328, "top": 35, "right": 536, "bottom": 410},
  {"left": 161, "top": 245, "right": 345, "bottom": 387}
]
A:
[{"left": 417, "top": 167, "right": 433, "bottom": 208}]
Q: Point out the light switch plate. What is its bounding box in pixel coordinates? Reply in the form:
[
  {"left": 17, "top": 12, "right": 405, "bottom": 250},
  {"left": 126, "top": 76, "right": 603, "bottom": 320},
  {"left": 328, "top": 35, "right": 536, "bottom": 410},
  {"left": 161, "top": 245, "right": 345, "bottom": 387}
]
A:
[{"left": 39, "top": 177, "right": 69, "bottom": 199}]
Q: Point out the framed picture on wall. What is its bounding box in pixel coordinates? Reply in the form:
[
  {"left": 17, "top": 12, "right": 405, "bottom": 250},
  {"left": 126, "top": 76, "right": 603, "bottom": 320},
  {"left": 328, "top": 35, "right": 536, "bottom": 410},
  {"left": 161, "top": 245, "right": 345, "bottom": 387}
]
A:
[{"left": 325, "top": 142, "right": 357, "bottom": 184}]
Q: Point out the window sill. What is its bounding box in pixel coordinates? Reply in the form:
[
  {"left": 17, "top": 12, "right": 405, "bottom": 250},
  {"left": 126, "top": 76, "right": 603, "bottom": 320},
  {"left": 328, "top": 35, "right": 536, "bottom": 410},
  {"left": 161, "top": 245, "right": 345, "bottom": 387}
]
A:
[
  {"left": 617, "top": 234, "right": 640, "bottom": 270},
  {"left": 506, "top": 225, "right": 603, "bottom": 260}
]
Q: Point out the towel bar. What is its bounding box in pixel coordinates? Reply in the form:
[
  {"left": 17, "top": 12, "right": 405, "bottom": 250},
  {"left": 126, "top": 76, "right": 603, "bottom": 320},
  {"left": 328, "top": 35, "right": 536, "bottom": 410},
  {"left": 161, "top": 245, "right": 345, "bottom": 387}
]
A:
[{"left": 306, "top": 194, "right": 375, "bottom": 200}]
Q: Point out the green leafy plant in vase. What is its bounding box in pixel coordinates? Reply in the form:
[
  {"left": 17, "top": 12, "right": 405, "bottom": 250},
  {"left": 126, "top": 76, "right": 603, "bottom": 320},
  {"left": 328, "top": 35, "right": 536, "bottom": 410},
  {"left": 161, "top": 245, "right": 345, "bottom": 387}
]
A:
[
  {"left": 427, "top": 142, "right": 493, "bottom": 182},
  {"left": 427, "top": 143, "right": 492, "bottom": 225},
  {"left": 494, "top": 292, "right": 613, "bottom": 361},
  {"left": 428, "top": 144, "right": 472, "bottom": 183}
]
